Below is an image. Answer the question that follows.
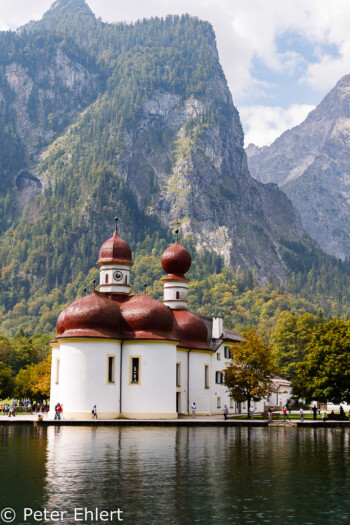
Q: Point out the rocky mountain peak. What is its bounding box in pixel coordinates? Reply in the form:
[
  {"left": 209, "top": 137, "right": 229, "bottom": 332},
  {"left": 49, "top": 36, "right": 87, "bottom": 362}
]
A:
[
  {"left": 46, "top": 0, "right": 93, "bottom": 16},
  {"left": 247, "top": 73, "right": 350, "bottom": 260}
]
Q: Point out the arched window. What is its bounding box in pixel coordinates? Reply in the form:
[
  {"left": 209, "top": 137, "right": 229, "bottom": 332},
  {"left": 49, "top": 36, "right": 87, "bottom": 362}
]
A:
[
  {"left": 176, "top": 291, "right": 180, "bottom": 300},
  {"left": 105, "top": 274, "right": 109, "bottom": 284}
]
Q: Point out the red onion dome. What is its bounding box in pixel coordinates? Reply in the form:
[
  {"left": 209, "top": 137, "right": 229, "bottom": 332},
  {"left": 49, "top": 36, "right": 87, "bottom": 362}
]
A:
[
  {"left": 172, "top": 310, "right": 209, "bottom": 350},
  {"left": 161, "top": 242, "right": 191, "bottom": 277},
  {"left": 120, "top": 294, "right": 175, "bottom": 340},
  {"left": 57, "top": 291, "right": 122, "bottom": 339},
  {"left": 97, "top": 232, "right": 133, "bottom": 266}
]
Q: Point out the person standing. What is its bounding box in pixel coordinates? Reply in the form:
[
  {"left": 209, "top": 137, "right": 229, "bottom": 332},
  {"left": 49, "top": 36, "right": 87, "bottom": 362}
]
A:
[
  {"left": 249, "top": 405, "right": 255, "bottom": 420},
  {"left": 54, "top": 403, "right": 59, "bottom": 420},
  {"left": 191, "top": 402, "right": 196, "bottom": 419},
  {"left": 57, "top": 403, "right": 62, "bottom": 420},
  {"left": 312, "top": 405, "right": 317, "bottom": 420},
  {"left": 283, "top": 406, "right": 290, "bottom": 422},
  {"left": 92, "top": 405, "right": 98, "bottom": 420},
  {"left": 223, "top": 405, "right": 229, "bottom": 420},
  {"left": 299, "top": 407, "right": 304, "bottom": 421}
]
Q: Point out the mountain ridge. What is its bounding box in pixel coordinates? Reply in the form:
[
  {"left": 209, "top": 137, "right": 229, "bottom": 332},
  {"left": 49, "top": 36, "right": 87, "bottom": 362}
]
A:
[{"left": 247, "top": 74, "right": 350, "bottom": 260}]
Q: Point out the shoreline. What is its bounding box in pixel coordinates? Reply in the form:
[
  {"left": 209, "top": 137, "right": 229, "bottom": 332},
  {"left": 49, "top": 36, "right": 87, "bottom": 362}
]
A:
[{"left": 1, "top": 416, "right": 350, "bottom": 428}]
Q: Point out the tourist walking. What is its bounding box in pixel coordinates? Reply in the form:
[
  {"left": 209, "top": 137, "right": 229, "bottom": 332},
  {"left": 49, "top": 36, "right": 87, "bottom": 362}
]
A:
[
  {"left": 54, "top": 403, "right": 59, "bottom": 420},
  {"left": 312, "top": 405, "right": 317, "bottom": 420},
  {"left": 283, "top": 406, "right": 290, "bottom": 422},
  {"left": 223, "top": 405, "right": 229, "bottom": 420},
  {"left": 92, "top": 405, "right": 98, "bottom": 420},
  {"left": 191, "top": 402, "right": 196, "bottom": 418},
  {"left": 249, "top": 405, "right": 255, "bottom": 420},
  {"left": 299, "top": 407, "right": 304, "bottom": 421}
]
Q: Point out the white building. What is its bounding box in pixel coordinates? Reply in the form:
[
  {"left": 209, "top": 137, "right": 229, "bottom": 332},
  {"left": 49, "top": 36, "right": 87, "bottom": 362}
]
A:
[{"left": 50, "top": 224, "right": 291, "bottom": 419}]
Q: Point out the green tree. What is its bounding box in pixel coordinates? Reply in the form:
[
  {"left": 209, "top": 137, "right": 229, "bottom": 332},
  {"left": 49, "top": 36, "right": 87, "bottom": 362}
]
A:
[
  {"left": 272, "top": 312, "right": 322, "bottom": 380},
  {"left": 224, "top": 328, "right": 277, "bottom": 416},
  {"left": 0, "top": 362, "right": 14, "bottom": 399},
  {"left": 10, "top": 334, "right": 40, "bottom": 374},
  {"left": 293, "top": 319, "right": 350, "bottom": 403}
]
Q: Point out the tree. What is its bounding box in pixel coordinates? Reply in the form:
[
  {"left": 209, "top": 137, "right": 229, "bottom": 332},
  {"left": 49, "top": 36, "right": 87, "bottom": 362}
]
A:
[
  {"left": 224, "top": 328, "right": 277, "bottom": 416},
  {"left": 0, "top": 362, "right": 14, "bottom": 399},
  {"left": 15, "top": 355, "right": 51, "bottom": 401},
  {"left": 272, "top": 312, "right": 322, "bottom": 381},
  {"left": 293, "top": 319, "right": 350, "bottom": 403}
]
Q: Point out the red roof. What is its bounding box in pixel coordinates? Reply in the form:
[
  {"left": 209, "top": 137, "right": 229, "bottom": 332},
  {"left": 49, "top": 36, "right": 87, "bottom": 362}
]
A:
[
  {"left": 120, "top": 294, "right": 176, "bottom": 340},
  {"left": 57, "top": 291, "right": 122, "bottom": 339},
  {"left": 97, "top": 232, "right": 133, "bottom": 266},
  {"left": 161, "top": 242, "right": 191, "bottom": 278},
  {"left": 172, "top": 309, "right": 209, "bottom": 349},
  {"left": 56, "top": 291, "right": 211, "bottom": 349}
]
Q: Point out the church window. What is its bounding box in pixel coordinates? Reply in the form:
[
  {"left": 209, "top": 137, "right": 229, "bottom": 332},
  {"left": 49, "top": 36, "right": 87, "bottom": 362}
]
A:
[
  {"left": 105, "top": 274, "right": 109, "bottom": 284},
  {"left": 176, "top": 291, "right": 180, "bottom": 300},
  {"left": 217, "top": 352, "right": 221, "bottom": 361},
  {"left": 56, "top": 359, "right": 60, "bottom": 385},
  {"left": 224, "top": 346, "right": 231, "bottom": 359},
  {"left": 107, "top": 356, "right": 115, "bottom": 383},
  {"left": 215, "top": 371, "right": 224, "bottom": 384},
  {"left": 204, "top": 364, "right": 209, "bottom": 388},
  {"left": 217, "top": 397, "right": 221, "bottom": 409},
  {"left": 176, "top": 363, "right": 181, "bottom": 387},
  {"left": 130, "top": 357, "right": 140, "bottom": 384}
]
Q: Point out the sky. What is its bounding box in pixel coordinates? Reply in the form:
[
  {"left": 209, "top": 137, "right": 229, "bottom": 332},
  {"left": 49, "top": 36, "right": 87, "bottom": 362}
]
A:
[{"left": 0, "top": 0, "right": 350, "bottom": 146}]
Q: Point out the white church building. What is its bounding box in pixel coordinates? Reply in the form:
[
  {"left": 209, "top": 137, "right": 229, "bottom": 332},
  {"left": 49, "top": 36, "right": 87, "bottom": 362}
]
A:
[{"left": 49, "top": 224, "right": 291, "bottom": 419}]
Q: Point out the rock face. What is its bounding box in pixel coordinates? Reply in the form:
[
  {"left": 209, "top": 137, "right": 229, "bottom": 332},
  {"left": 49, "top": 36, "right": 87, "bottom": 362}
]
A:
[
  {"left": 122, "top": 83, "right": 305, "bottom": 282},
  {"left": 0, "top": 36, "right": 101, "bottom": 214},
  {"left": 0, "top": 0, "right": 311, "bottom": 287},
  {"left": 247, "top": 74, "right": 350, "bottom": 260}
]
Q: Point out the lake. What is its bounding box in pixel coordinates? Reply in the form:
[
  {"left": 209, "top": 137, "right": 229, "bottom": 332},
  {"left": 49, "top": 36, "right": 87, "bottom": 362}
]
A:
[{"left": 0, "top": 425, "right": 349, "bottom": 524}]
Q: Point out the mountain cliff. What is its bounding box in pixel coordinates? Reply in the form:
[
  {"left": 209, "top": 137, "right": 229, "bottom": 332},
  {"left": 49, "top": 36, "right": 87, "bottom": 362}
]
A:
[
  {"left": 247, "top": 74, "right": 350, "bottom": 260},
  {"left": 1, "top": 0, "right": 350, "bottom": 335}
]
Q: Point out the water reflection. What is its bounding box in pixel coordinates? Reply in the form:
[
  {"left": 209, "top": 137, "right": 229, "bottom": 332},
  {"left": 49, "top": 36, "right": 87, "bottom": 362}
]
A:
[{"left": 1, "top": 426, "right": 350, "bottom": 524}]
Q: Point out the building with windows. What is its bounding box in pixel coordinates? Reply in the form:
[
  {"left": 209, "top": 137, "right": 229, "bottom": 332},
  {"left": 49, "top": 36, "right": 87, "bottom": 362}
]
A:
[{"left": 49, "top": 224, "right": 290, "bottom": 419}]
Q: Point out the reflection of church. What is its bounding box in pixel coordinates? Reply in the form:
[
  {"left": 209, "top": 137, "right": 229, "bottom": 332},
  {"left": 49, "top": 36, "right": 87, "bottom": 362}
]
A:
[{"left": 49, "top": 223, "right": 291, "bottom": 419}]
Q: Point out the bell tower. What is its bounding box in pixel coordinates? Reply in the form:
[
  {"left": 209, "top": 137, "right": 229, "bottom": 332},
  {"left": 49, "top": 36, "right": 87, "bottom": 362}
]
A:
[
  {"left": 97, "top": 218, "right": 133, "bottom": 295},
  {"left": 161, "top": 230, "right": 191, "bottom": 310}
]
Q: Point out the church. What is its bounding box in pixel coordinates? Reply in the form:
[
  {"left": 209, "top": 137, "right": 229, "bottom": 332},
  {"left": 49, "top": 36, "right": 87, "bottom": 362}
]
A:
[{"left": 49, "top": 222, "right": 291, "bottom": 419}]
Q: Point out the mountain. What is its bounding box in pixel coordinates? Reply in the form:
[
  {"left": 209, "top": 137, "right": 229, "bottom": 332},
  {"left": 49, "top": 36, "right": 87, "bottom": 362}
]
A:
[
  {"left": 247, "top": 74, "right": 350, "bottom": 260},
  {"left": 1, "top": 0, "right": 350, "bottom": 335}
]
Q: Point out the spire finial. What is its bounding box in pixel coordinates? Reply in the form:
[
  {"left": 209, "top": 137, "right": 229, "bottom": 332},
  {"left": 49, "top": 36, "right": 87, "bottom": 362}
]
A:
[
  {"left": 93, "top": 279, "right": 96, "bottom": 292},
  {"left": 115, "top": 217, "right": 119, "bottom": 234},
  {"left": 175, "top": 220, "right": 180, "bottom": 243}
]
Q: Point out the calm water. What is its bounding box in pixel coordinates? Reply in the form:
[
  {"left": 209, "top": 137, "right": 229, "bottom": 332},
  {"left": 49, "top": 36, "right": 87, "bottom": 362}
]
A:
[{"left": 0, "top": 425, "right": 350, "bottom": 525}]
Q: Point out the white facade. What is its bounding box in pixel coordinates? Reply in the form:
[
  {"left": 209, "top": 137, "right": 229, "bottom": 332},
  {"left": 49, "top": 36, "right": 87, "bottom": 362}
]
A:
[
  {"left": 99, "top": 263, "right": 131, "bottom": 294},
  {"left": 163, "top": 279, "right": 189, "bottom": 310}
]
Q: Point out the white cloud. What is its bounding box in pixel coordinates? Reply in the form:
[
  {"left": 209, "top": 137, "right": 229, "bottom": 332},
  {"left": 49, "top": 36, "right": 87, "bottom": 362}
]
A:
[
  {"left": 239, "top": 104, "right": 315, "bottom": 147},
  {"left": 0, "top": 1, "right": 50, "bottom": 30}
]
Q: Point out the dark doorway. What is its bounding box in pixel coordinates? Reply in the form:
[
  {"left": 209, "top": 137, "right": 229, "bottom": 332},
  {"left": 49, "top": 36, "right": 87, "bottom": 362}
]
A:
[{"left": 176, "top": 392, "right": 181, "bottom": 413}]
